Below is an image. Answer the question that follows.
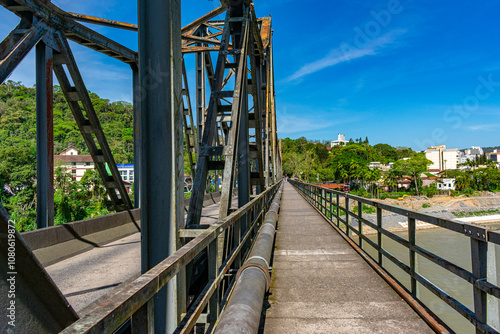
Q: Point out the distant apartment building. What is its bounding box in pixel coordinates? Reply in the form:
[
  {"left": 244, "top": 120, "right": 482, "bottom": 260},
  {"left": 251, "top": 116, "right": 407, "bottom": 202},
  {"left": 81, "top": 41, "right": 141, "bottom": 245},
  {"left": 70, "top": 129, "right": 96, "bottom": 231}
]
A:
[
  {"left": 425, "top": 145, "right": 460, "bottom": 170},
  {"left": 117, "top": 164, "right": 135, "bottom": 183},
  {"left": 488, "top": 150, "right": 499, "bottom": 162},
  {"left": 459, "top": 146, "right": 483, "bottom": 164},
  {"left": 465, "top": 146, "right": 484, "bottom": 156},
  {"left": 331, "top": 134, "right": 347, "bottom": 147},
  {"left": 54, "top": 145, "right": 94, "bottom": 181}
]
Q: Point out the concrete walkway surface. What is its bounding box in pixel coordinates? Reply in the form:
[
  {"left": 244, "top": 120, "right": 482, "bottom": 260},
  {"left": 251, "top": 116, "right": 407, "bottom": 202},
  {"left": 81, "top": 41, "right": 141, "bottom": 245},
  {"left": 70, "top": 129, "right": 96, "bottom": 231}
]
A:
[
  {"left": 263, "top": 183, "right": 434, "bottom": 334},
  {"left": 46, "top": 198, "right": 235, "bottom": 314}
]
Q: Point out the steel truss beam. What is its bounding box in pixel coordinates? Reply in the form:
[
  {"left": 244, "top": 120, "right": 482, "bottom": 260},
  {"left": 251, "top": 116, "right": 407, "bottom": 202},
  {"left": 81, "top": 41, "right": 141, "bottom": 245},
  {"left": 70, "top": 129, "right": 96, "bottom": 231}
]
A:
[
  {"left": 186, "top": 3, "right": 274, "bottom": 229},
  {"left": 52, "top": 32, "right": 132, "bottom": 211}
]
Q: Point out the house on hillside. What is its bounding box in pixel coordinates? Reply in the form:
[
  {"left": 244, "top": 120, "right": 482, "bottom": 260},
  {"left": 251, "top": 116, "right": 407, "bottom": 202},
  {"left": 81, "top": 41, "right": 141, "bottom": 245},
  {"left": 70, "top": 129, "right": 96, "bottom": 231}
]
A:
[
  {"left": 54, "top": 144, "right": 94, "bottom": 181},
  {"left": 331, "top": 134, "right": 347, "bottom": 147}
]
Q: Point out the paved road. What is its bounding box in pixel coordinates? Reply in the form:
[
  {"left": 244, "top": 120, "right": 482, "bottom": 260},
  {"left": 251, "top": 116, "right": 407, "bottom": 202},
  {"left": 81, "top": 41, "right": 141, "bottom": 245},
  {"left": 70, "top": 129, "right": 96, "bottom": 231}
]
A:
[
  {"left": 263, "top": 183, "right": 434, "bottom": 334},
  {"left": 46, "top": 199, "right": 235, "bottom": 314}
]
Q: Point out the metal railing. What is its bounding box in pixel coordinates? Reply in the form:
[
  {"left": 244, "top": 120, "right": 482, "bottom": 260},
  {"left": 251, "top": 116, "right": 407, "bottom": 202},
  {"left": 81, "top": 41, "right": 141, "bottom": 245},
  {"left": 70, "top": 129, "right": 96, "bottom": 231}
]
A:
[
  {"left": 61, "top": 181, "right": 282, "bottom": 334},
  {"left": 290, "top": 180, "right": 500, "bottom": 334}
]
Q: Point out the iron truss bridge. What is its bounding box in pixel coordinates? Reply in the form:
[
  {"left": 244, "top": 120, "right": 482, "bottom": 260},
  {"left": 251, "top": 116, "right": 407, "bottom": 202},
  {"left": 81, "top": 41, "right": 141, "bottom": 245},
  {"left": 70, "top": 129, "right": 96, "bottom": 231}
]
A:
[{"left": 0, "top": 0, "right": 283, "bottom": 332}]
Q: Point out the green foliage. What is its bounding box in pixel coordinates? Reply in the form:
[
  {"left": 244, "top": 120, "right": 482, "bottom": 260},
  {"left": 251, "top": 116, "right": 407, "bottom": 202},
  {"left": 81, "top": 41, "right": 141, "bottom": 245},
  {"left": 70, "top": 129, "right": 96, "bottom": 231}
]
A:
[
  {"left": 422, "top": 203, "right": 431, "bottom": 208},
  {"left": 452, "top": 209, "right": 500, "bottom": 218},
  {"left": 352, "top": 204, "right": 376, "bottom": 214},
  {"left": 392, "top": 153, "right": 432, "bottom": 195},
  {"left": 0, "top": 81, "right": 132, "bottom": 231}
]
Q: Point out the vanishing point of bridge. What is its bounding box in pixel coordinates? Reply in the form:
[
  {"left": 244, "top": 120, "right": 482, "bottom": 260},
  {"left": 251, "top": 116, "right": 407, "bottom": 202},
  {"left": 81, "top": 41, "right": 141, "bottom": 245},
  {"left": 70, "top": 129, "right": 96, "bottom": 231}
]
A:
[{"left": 1, "top": 1, "right": 500, "bottom": 333}]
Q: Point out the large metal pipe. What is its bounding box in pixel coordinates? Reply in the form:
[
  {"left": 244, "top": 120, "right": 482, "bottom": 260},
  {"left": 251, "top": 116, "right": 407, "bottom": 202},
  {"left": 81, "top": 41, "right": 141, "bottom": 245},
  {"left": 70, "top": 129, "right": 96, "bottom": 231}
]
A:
[{"left": 214, "top": 183, "right": 283, "bottom": 334}]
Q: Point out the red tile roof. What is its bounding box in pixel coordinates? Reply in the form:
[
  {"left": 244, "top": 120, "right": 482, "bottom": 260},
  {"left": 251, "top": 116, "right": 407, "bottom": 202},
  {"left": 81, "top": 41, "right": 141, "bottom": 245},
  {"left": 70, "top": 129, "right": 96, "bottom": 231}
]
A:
[{"left": 55, "top": 155, "right": 94, "bottom": 163}]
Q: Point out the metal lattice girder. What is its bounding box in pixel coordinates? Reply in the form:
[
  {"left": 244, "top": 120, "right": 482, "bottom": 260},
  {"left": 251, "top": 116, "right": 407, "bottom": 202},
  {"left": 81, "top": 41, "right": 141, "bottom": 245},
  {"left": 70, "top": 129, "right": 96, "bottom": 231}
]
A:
[
  {"left": 52, "top": 32, "right": 132, "bottom": 212},
  {"left": 186, "top": 6, "right": 252, "bottom": 226},
  {"left": 0, "top": 0, "right": 137, "bottom": 64},
  {"left": 0, "top": 17, "right": 48, "bottom": 82},
  {"left": 182, "top": 59, "right": 198, "bottom": 178}
]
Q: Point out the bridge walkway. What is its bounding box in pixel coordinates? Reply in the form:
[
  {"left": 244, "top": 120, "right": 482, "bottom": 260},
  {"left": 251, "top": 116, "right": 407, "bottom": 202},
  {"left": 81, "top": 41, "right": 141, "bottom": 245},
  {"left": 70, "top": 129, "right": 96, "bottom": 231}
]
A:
[
  {"left": 46, "top": 197, "right": 236, "bottom": 315},
  {"left": 263, "top": 183, "right": 434, "bottom": 334}
]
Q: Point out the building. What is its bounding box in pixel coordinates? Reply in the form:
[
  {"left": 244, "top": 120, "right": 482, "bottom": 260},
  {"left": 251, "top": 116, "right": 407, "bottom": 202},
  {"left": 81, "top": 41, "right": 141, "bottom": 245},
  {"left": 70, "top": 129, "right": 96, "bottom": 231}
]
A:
[
  {"left": 54, "top": 145, "right": 94, "bottom": 181},
  {"left": 465, "top": 146, "right": 484, "bottom": 156},
  {"left": 437, "top": 178, "right": 456, "bottom": 191},
  {"left": 487, "top": 150, "right": 499, "bottom": 162},
  {"left": 331, "top": 134, "right": 347, "bottom": 147},
  {"left": 425, "top": 145, "right": 460, "bottom": 170},
  {"left": 369, "top": 162, "right": 383, "bottom": 169},
  {"left": 117, "top": 164, "right": 135, "bottom": 183}
]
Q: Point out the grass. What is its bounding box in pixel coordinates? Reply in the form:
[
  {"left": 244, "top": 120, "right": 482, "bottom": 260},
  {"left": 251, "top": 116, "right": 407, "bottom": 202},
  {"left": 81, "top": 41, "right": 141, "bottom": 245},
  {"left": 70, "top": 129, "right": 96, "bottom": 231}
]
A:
[
  {"left": 422, "top": 203, "right": 431, "bottom": 208},
  {"left": 452, "top": 209, "right": 500, "bottom": 218}
]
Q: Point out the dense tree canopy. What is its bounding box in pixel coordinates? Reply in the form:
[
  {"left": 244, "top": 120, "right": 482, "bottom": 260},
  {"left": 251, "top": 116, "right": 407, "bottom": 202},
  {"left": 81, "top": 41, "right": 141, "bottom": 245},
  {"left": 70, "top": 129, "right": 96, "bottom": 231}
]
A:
[{"left": 0, "top": 81, "right": 134, "bottom": 231}]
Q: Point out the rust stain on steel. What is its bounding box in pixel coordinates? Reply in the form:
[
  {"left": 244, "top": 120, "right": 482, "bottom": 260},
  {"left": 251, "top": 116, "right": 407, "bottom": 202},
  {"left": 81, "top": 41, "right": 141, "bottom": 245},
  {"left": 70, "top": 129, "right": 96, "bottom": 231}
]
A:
[
  {"left": 181, "top": 5, "right": 227, "bottom": 34},
  {"left": 182, "top": 46, "right": 222, "bottom": 54},
  {"left": 260, "top": 17, "right": 272, "bottom": 50},
  {"left": 68, "top": 12, "right": 138, "bottom": 31}
]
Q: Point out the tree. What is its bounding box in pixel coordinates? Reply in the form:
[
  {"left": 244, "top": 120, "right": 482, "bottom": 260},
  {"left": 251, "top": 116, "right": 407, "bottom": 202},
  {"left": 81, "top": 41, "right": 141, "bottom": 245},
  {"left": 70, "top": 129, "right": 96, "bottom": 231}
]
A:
[{"left": 393, "top": 154, "right": 432, "bottom": 196}]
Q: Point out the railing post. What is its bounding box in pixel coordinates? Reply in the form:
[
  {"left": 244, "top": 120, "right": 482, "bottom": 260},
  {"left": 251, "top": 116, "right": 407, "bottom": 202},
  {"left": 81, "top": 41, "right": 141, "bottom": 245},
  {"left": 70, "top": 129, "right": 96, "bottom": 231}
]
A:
[
  {"left": 377, "top": 207, "right": 383, "bottom": 266},
  {"left": 322, "top": 189, "right": 325, "bottom": 214},
  {"left": 471, "top": 237, "right": 488, "bottom": 333},
  {"left": 131, "top": 299, "right": 155, "bottom": 333},
  {"left": 336, "top": 193, "right": 340, "bottom": 227},
  {"left": 358, "top": 201, "right": 363, "bottom": 249},
  {"left": 345, "top": 196, "right": 350, "bottom": 237},
  {"left": 329, "top": 191, "right": 333, "bottom": 221},
  {"left": 208, "top": 239, "right": 220, "bottom": 329},
  {"left": 408, "top": 217, "right": 417, "bottom": 296}
]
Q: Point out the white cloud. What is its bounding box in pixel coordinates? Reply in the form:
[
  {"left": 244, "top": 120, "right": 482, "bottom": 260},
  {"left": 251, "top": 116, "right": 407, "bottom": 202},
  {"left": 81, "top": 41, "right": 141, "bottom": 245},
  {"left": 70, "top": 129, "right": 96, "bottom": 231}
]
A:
[
  {"left": 467, "top": 123, "right": 500, "bottom": 131},
  {"left": 284, "top": 29, "right": 406, "bottom": 83},
  {"left": 277, "top": 105, "right": 361, "bottom": 135}
]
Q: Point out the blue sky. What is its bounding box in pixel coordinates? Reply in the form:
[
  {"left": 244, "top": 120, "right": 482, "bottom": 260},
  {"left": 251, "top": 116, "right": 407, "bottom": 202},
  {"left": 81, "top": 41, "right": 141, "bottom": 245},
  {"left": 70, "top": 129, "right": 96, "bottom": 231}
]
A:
[{"left": 2, "top": 0, "right": 500, "bottom": 150}]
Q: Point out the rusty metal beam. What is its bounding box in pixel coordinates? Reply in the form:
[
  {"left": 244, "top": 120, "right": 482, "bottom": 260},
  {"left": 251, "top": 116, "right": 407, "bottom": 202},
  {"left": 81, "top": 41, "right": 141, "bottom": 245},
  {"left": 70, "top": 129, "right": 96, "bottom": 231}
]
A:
[
  {"left": 0, "top": 19, "right": 48, "bottom": 83},
  {"left": 67, "top": 12, "right": 138, "bottom": 31},
  {"left": 0, "top": 0, "right": 138, "bottom": 63}
]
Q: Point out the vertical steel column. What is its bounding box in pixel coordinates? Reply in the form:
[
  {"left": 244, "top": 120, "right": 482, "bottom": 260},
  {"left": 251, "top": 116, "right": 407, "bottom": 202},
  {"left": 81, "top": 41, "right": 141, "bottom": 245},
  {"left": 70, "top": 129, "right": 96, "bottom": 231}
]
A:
[
  {"left": 131, "top": 64, "right": 140, "bottom": 208},
  {"left": 138, "top": 0, "right": 184, "bottom": 331},
  {"left": 263, "top": 59, "right": 270, "bottom": 188},
  {"left": 36, "top": 41, "right": 54, "bottom": 229},
  {"left": 195, "top": 29, "right": 206, "bottom": 150}
]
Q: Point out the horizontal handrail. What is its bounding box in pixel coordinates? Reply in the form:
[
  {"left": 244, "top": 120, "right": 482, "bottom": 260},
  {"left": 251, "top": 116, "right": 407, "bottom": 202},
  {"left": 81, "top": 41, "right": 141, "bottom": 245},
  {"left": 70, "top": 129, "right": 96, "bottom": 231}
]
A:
[
  {"left": 290, "top": 180, "right": 500, "bottom": 334},
  {"left": 60, "top": 181, "right": 282, "bottom": 334}
]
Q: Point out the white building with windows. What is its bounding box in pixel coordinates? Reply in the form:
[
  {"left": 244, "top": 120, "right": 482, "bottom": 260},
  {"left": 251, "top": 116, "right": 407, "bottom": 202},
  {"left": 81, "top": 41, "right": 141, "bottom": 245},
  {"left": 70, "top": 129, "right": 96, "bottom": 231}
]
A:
[
  {"left": 117, "top": 164, "right": 134, "bottom": 183},
  {"left": 54, "top": 145, "right": 94, "bottom": 181},
  {"left": 425, "top": 145, "right": 460, "bottom": 170},
  {"left": 331, "top": 133, "right": 347, "bottom": 147},
  {"left": 437, "top": 178, "right": 456, "bottom": 191}
]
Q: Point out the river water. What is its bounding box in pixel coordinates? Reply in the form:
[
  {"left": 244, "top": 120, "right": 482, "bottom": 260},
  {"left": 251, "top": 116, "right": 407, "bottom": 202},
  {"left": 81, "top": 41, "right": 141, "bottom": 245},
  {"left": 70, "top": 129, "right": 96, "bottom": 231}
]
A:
[{"left": 362, "top": 222, "right": 500, "bottom": 334}]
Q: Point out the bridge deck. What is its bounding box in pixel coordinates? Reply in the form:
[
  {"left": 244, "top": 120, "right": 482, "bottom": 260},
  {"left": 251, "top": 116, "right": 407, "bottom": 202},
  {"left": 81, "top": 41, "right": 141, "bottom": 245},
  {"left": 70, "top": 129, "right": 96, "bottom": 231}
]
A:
[
  {"left": 45, "top": 198, "right": 235, "bottom": 314},
  {"left": 263, "top": 183, "right": 433, "bottom": 334}
]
